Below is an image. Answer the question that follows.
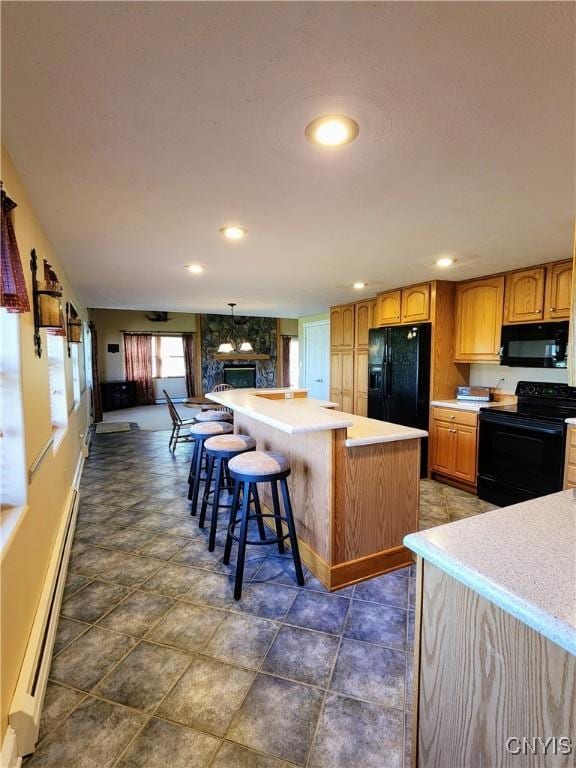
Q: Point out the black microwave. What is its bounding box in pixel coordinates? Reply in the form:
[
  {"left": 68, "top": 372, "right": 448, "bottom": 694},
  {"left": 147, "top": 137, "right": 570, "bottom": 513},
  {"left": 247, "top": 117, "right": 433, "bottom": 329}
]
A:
[{"left": 499, "top": 321, "right": 569, "bottom": 368}]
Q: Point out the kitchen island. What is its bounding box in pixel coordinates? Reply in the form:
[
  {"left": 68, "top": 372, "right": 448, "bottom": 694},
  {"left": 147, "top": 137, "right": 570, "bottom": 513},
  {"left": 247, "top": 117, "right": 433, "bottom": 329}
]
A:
[
  {"left": 404, "top": 490, "right": 576, "bottom": 767},
  {"left": 207, "top": 388, "right": 427, "bottom": 590}
]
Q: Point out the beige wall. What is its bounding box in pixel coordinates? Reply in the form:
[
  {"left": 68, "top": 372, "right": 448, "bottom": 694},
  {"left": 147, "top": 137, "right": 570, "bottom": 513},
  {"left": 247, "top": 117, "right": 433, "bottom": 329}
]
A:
[
  {"left": 279, "top": 318, "right": 298, "bottom": 336},
  {"left": 0, "top": 147, "right": 89, "bottom": 738},
  {"left": 89, "top": 308, "right": 198, "bottom": 383}
]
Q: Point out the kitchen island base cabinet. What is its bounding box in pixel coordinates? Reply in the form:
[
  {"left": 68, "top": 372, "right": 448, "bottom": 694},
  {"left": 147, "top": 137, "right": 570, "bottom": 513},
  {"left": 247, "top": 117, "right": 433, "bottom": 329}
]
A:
[
  {"left": 412, "top": 561, "right": 576, "bottom": 768},
  {"left": 234, "top": 413, "right": 420, "bottom": 590}
]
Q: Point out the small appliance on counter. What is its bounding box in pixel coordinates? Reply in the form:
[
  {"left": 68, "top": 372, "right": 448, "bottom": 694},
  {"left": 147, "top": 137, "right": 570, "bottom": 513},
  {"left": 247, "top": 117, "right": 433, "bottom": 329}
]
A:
[
  {"left": 456, "top": 385, "right": 491, "bottom": 402},
  {"left": 478, "top": 381, "right": 576, "bottom": 507}
]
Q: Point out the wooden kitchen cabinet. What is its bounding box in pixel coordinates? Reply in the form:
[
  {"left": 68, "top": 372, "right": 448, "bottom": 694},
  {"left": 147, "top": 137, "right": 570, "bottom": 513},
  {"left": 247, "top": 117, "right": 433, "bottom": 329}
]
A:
[
  {"left": 430, "top": 407, "right": 478, "bottom": 487},
  {"left": 330, "top": 351, "right": 342, "bottom": 393},
  {"left": 454, "top": 276, "right": 504, "bottom": 362},
  {"left": 545, "top": 259, "right": 572, "bottom": 320},
  {"left": 563, "top": 425, "right": 576, "bottom": 489},
  {"left": 330, "top": 306, "right": 343, "bottom": 348},
  {"left": 353, "top": 349, "right": 369, "bottom": 416},
  {"left": 330, "top": 303, "right": 355, "bottom": 348},
  {"left": 376, "top": 290, "right": 401, "bottom": 326},
  {"left": 354, "top": 300, "right": 373, "bottom": 349},
  {"left": 504, "top": 266, "right": 545, "bottom": 323},
  {"left": 401, "top": 283, "right": 430, "bottom": 323},
  {"left": 430, "top": 419, "right": 453, "bottom": 475},
  {"left": 330, "top": 349, "right": 354, "bottom": 413},
  {"left": 341, "top": 304, "right": 355, "bottom": 348}
]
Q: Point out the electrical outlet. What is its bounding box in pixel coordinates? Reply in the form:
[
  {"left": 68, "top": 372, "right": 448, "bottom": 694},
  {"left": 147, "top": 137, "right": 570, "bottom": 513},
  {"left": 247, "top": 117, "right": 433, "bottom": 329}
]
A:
[{"left": 285, "top": 391, "right": 294, "bottom": 399}]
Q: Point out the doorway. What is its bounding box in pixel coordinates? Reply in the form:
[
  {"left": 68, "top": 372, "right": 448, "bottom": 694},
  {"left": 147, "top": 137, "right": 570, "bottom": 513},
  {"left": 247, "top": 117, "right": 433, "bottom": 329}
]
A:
[{"left": 302, "top": 320, "right": 329, "bottom": 400}]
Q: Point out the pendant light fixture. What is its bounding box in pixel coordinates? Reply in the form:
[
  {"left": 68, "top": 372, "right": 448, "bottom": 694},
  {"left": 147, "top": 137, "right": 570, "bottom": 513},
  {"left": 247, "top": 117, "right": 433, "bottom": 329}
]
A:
[{"left": 217, "top": 303, "right": 254, "bottom": 354}]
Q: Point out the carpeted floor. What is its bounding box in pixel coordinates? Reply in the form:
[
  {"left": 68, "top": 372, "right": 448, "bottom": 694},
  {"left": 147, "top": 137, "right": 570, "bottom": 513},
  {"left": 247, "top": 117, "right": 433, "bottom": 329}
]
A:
[{"left": 103, "top": 403, "right": 200, "bottom": 432}]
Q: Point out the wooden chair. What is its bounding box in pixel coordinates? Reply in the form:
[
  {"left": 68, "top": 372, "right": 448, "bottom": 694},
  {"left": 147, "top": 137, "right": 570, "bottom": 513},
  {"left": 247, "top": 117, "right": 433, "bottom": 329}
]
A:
[
  {"left": 211, "top": 383, "right": 234, "bottom": 415},
  {"left": 164, "top": 390, "right": 196, "bottom": 452}
]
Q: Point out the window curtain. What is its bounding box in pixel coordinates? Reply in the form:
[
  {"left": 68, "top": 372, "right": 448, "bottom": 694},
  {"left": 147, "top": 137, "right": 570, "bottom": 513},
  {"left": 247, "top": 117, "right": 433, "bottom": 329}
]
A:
[
  {"left": 88, "top": 321, "right": 103, "bottom": 423},
  {"left": 281, "top": 335, "right": 291, "bottom": 387},
  {"left": 1, "top": 185, "right": 30, "bottom": 313},
  {"left": 183, "top": 333, "right": 196, "bottom": 398},
  {"left": 124, "top": 333, "right": 155, "bottom": 405}
]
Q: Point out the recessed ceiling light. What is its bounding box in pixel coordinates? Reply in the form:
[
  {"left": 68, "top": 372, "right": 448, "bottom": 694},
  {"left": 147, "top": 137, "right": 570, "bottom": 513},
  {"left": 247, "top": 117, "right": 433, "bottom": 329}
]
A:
[
  {"left": 186, "top": 264, "right": 204, "bottom": 274},
  {"left": 220, "top": 226, "right": 247, "bottom": 240},
  {"left": 436, "top": 256, "right": 455, "bottom": 268},
  {"left": 353, "top": 282, "right": 366, "bottom": 289},
  {"left": 305, "top": 115, "right": 359, "bottom": 147}
]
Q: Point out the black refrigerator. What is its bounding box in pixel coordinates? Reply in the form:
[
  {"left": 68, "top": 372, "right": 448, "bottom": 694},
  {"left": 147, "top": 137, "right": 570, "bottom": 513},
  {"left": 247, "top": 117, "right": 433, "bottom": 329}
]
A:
[{"left": 368, "top": 323, "right": 431, "bottom": 476}]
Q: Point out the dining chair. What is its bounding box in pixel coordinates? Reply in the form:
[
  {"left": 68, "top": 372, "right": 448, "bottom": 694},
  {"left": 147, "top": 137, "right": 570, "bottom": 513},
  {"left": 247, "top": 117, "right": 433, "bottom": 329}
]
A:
[{"left": 164, "top": 390, "right": 196, "bottom": 452}]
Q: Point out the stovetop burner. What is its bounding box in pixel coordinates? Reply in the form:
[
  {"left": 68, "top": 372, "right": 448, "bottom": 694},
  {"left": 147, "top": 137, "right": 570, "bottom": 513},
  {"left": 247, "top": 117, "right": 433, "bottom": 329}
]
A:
[{"left": 480, "top": 381, "right": 576, "bottom": 425}]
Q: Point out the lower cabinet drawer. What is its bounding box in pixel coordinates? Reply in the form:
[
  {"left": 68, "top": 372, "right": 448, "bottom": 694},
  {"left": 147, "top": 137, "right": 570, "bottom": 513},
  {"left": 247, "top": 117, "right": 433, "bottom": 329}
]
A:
[{"left": 432, "top": 407, "right": 478, "bottom": 428}]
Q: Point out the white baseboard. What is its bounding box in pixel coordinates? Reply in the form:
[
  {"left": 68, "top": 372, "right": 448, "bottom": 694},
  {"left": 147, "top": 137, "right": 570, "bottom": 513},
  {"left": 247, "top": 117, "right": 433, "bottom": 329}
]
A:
[
  {"left": 8, "top": 449, "right": 84, "bottom": 757},
  {"left": 0, "top": 727, "right": 21, "bottom": 768}
]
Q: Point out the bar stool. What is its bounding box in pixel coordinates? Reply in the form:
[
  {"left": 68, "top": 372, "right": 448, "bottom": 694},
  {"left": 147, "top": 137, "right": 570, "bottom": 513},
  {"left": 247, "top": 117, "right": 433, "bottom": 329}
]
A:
[
  {"left": 199, "top": 433, "right": 260, "bottom": 552},
  {"left": 195, "top": 410, "right": 233, "bottom": 423},
  {"left": 187, "top": 421, "right": 233, "bottom": 514},
  {"left": 223, "top": 451, "right": 305, "bottom": 600}
]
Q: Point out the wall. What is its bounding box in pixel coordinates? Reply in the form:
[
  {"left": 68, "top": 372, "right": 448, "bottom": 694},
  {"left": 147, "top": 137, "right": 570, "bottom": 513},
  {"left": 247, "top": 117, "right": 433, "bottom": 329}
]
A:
[
  {"left": 297, "top": 312, "right": 329, "bottom": 388},
  {"left": 279, "top": 318, "right": 298, "bottom": 336},
  {"left": 469, "top": 363, "right": 568, "bottom": 393},
  {"left": 89, "top": 308, "right": 197, "bottom": 382},
  {"left": 0, "top": 147, "right": 89, "bottom": 740},
  {"left": 200, "top": 314, "right": 278, "bottom": 392}
]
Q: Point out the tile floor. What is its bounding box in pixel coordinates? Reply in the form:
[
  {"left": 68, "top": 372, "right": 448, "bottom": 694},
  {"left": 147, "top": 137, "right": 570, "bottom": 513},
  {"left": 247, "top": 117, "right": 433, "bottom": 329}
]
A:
[{"left": 27, "top": 431, "right": 487, "bottom": 768}]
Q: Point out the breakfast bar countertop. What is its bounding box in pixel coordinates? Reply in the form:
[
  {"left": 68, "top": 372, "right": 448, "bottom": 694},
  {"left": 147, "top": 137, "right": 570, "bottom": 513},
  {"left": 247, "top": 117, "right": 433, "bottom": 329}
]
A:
[
  {"left": 207, "top": 388, "right": 427, "bottom": 446},
  {"left": 404, "top": 490, "right": 576, "bottom": 655}
]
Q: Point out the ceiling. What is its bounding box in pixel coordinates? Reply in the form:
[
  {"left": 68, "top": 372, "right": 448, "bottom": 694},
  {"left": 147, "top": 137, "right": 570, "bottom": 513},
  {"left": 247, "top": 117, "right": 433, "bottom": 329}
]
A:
[{"left": 2, "top": 2, "right": 574, "bottom": 317}]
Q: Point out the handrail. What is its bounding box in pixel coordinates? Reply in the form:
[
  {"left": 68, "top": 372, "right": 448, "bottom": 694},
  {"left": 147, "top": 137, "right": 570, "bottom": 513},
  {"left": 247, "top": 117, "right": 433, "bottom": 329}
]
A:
[{"left": 28, "top": 435, "right": 54, "bottom": 483}]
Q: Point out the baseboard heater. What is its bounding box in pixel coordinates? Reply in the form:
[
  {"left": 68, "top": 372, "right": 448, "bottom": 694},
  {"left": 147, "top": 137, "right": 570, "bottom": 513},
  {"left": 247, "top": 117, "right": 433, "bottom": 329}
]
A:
[{"left": 8, "top": 462, "right": 82, "bottom": 757}]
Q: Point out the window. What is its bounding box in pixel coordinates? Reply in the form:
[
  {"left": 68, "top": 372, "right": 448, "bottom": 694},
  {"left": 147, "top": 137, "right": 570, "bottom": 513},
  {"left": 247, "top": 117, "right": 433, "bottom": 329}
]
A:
[
  {"left": 0, "top": 310, "right": 26, "bottom": 510},
  {"left": 289, "top": 337, "right": 299, "bottom": 387},
  {"left": 71, "top": 344, "right": 81, "bottom": 407},
  {"left": 46, "top": 334, "right": 68, "bottom": 440},
  {"left": 152, "top": 335, "right": 185, "bottom": 378}
]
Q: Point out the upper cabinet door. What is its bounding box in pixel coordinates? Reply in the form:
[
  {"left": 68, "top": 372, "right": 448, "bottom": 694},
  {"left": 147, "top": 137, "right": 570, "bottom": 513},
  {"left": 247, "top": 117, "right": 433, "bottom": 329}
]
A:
[
  {"left": 544, "top": 260, "right": 572, "bottom": 320},
  {"left": 376, "top": 290, "right": 401, "bottom": 326},
  {"left": 330, "top": 307, "right": 343, "bottom": 348},
  {"left": 454, "top": 276, "right": 504, "bottom": 362},
  {"left": 401, "top": 283, "right": 431, "bottom": 323},
  {"left": 341, "top": 304, "right": 355, "bottom": 348},
  {"left": 354, "top": 301, "right": 373, "bottom": 349},
  {"left": 504, "top": 267, "right": 545, "bottom": 323}
]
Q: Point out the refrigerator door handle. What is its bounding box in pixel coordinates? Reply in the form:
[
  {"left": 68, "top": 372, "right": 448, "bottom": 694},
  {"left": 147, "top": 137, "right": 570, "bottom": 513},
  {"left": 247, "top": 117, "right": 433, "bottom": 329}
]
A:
[
  {"left": 382, "top": 362, "right": 388, "bottom": 396},
  {"left": 385, "top": 361, "right": 392, "bottom": 397}
]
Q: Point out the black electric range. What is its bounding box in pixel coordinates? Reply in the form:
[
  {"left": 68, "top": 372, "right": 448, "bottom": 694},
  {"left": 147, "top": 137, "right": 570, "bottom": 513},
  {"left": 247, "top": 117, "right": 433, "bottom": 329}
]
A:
[{"left": 477, "top": 381, "right": 576, "bottom": 507}]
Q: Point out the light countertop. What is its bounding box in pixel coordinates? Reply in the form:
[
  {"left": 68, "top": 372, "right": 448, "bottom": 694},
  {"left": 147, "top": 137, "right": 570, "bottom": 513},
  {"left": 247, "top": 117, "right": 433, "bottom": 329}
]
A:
[
  {"left": 344, "top": 414, "right": 427, "bottom": 447},
  {"left": 566, "top": 417, "right": 576, "bottom": 425},
  {"left": 404, "top": 490, "right": 576, "bottom": 655},
  {"left": 207, "top": 388, "right": 427, "bottom": 446},
  {"left": 430, "top": 399, "right": 508, "bottom": 412}
]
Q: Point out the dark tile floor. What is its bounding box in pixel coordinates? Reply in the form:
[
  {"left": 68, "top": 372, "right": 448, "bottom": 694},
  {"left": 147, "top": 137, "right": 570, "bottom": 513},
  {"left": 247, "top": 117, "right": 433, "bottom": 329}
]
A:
[{"left": 27, "top": 431, "right": 486, "bottom": 768}]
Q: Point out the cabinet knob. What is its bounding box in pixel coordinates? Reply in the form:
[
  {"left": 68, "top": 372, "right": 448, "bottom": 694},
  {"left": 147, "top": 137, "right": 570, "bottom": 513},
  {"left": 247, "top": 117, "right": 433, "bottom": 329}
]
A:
[{"left": 550, "top": 307, "right": 555, "bottom": 312}]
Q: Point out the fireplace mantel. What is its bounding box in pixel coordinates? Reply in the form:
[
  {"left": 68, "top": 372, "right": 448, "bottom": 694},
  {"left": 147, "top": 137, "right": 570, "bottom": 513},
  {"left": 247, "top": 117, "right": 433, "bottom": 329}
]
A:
[{"left": 214, "top": 353, "right": 270, "bottom": 360}]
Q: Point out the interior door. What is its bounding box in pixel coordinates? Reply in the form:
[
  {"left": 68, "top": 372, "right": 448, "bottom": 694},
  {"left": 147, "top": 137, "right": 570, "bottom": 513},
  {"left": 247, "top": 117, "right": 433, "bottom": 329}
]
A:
[{"left": 303, "top": 321, "right": 330, "bottom": 400}]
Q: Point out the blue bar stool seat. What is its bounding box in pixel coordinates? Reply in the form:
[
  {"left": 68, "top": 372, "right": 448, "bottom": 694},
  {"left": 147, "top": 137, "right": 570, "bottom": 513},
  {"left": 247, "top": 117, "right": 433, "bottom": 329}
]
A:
[{"left": 223, "top": 450, "right": 305, "bottom": 600}]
